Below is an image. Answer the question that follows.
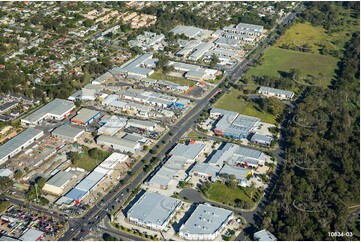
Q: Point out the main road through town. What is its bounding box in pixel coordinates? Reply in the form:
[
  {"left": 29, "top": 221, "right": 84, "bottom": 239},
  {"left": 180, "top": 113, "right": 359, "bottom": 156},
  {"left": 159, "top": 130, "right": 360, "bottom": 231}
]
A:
[{"left": 56, "top": 7, "right": 302, "bottom": 241}]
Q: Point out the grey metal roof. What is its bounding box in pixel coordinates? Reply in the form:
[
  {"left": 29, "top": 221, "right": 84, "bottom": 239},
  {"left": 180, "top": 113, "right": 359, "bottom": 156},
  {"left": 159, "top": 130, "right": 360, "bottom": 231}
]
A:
[
  {"left": 236, "top": 23, "right": 263, "bottom": 32},
  {"left": 251, "top": 133, "right": 273, "bottom": 144},
  {"left": 149, "top": 156, "right": 187, "bottom": 186},
  {"left": 254, "top": 229, "right": 277, "bottom": 241},
  {"left": 190, "top": 162, "right": 220, "bottom": 180},
  {"left": 128, "top": 119, "right": 156, "bottom": 128},
  {"left": 22, "top": 98, "right": 75, "bottom": 124},
  {"left": 170, "top": 143, "right": 206, "bottom": 160},
  {"left": 186, "top": 70, "right": 206, "bottom": 79},
  {"left": 208, "top": 143, "right": 264, "bottom": 166},
  {"left": 128, "top": 192, "right": 181, "bottom": 227},
  {"left": 188, "top": 42, "right": 214, "bottom": 60},
  {"left": 19, "top": 229, "right": 44, "bottom": 241},
  {"left": 0, "top": 128, "right": 43, "bottom": 161},
  {"left": 116, "top": 53, "right": 154, "bottom": 77},
  {"left": 259, "top": 86, "right": 294, "bottom": 97},
  {"left": 211, "top": 108, "right": 260, "bottom": 137},
  {"left": 122, "top": 133, "right": 143, "bottom": 142},
  {"left": 219, "top": 165, "right": 252, "bottom": 180},
  {"left": 0, "top": 101, "right": 18, "bottom": 112},
  {"left": 97, "top": 135, "right": 139, "bottom": 149},
  {"left": 64, "top": 188, "right": 87, "bottom": 200},
  {"left": 214, "top": 37, "right": 241, "bottom": 46},
  {"left": 0, "top": 235, "right": 20, "bottom": 241},
  {"left": 51, "top": 125, "right": 84, "bottom": 139},
  {"left": 92, "top": 72, "right": 112, "bottom": 84},
  {"left": 46, "top": 171, "right": 74, "bottom": 188},
  {"left": 72, "top": 108, "right": 100, "bottom": 123},
  {"left": 171, "top": 26, "right": 203, "bottom": 38},
  {"left": 180, "top": 204, "right": 233, "bottom": 235},
  {"left": 0, "top": 169, "right": 13, "bottom": 177}
]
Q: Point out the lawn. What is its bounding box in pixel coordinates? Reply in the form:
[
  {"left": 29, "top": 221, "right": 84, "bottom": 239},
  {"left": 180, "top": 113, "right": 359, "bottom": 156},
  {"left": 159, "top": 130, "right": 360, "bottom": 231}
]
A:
[
  {"left": 214, "top": 88, "right": 278, "bottom": 124},
  {"left": 245, "top": 47, "right": 339, "bottom": 88},
  {"left": 73, "top": 146, "right": 111, "bottom": 172},
  {"left": 149, "top": 71, "right": 195, "bottom": 87},
  {"left": 204, "top": 181, "right": 261, "bottom": 208}
]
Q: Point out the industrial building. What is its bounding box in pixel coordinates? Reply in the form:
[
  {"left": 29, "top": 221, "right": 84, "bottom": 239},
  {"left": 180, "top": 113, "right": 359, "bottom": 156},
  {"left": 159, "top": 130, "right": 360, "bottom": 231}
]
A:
[
  {"left": 110, "top": 53, "right": 156, "bottom": 78},
  {"left": 127, "top": 119, "right": 156, "bottom": 131},
  {"left": 42, "top": 171, "right": 76, "bottom": 196},
  {"left": 168, "top": 61, "right": 218, "bottom": 81},
  {"left": 253, "top": 229, "right": 277, "bottom": 241},
  {"left": 96, "top": 135, "right": 141, "bottom": 153},
  {"left": 176, "top": 40, "right": 202, "bottom": 57},
  {"left": 57, "top": 153, "right": 128, "bottom": 205},
  {"left": 188, "top": 42, "right": 214, "bottom": 61},
  {"left": 71, "top": 108, "right": 101, "bottom": 126},
  {"left": 19, "top": 228, "right": 44, "bottom": 241},
  {"left": 258, "top": 86, "right": 295, "bottom": 100},
  {"left": 118, "top": 89, "right": 178, "bottom": 108},
  {"left": 91, "top": 72, "right": 114, "bottom": 85},
  {"left": 0, "top": 128, "right": 44, "bottom": 165},
  {"left": 0, "top": 168, "right": 13, "bottom": 178},
  {"left": 21, "top": 99, "right": 75, "bottom": 126},
  {"left": 171, "top": 26, "right": 204, "bottom": 38},
  {"left": 98, "top": 115, "right": 128, "bottom": 136},
  {"left": 128, "top": 32, "right": 164, "bottom": 50},
  {"left": 189, "top": 162, "right": 220, "bottom": 182},
  {"left": 147, "top": 155, "right": 188, "bottom": 190},
  {"left": 169, "top": 142, "right": 207, "bottom": 163},
  {"left": 250, "top": 133, "right": 273, "bottom": 147},
  {"left": 51, "top": 125, "right": 85, "bottom": 142},
  {"left": 218, "top": 165, "right": 253, "bottom": 187},
  {"left": 210, "top": 108, "right": 260, "bottom": 139},
  {"left": 179, "top": 204, "right": 233, "bottom": 240},
  {"left": 207, "top": 143, "right": 265, "bottom": 168},
  {"left": 236, "top": 23, "right": 264, "bottom": 34},
  {"left": 127, "top": 191, "right": 182, "bottom": 231},
  {"left": 154, "top": 79, "right": 190, "bottom": 93}
]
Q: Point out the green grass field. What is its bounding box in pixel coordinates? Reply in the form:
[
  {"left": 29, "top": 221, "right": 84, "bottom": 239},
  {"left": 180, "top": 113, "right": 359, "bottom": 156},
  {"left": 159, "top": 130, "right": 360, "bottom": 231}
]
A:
[
  {"left": 204, "top": 181, "right": 260, "bottom": 208},
  {"left": 245, "top": 47, "right": 339, "bottom": 88},
  {"left": 276, "top": 22, "right": 335, "bottom": 54},
  {"left": 149, "top": 71, "right": 195, "bottom": 87},
  {"left": 214, "top": 88, "right": 278, "bottom": 124},
  {"left": 74, "top": 146, "right": 111, "bottom": 172}
]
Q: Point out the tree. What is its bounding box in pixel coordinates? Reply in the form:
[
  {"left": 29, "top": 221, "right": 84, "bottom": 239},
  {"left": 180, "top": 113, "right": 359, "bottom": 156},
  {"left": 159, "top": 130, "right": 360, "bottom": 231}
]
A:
[
  {"left": 0, "top": 200, "right": 10, "bottom": 213},
  {"left": 209, "top": 54, "right": 220, "bottom": 68},
  {"left": 102, "top": 233, "right": 118, "bottom": 241},
  {"left": 14, "top": 170, "right": 23, "bottom": 180},
  {"left": 36, "top": 177, "right": 46, "bottom": 189},
  {"left": 70, "top": 151, "right": 81, "bottom": 167},
  {"left": 0, "top": 177, "right": 13, "bottom": 192},
  {"left": 260, "top": 97, "right": 285, "bottom": 116}
]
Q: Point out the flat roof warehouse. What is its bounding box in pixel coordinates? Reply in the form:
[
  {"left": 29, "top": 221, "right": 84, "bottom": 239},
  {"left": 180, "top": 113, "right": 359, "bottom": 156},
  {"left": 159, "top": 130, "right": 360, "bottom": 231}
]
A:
[
  {"left": 0, "top": 128, "right": 44, "bottom": 165},
  {"left": 21, "top": 98, "right": 75, "bottom": 126}
]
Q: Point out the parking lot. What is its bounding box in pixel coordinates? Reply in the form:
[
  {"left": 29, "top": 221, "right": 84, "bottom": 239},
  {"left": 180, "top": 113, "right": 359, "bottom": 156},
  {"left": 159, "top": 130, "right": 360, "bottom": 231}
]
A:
[{"left": 0, "top": 206, "right": 66, "bottom": 240}]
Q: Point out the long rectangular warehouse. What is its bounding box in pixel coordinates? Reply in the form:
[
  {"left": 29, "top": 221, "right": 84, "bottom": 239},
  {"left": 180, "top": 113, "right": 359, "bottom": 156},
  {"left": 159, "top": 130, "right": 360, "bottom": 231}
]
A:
[
  {"left": 21, "top": 98, "right": 75, "bottom": 126},
  {"left": 0, "top": 128, "right": 44, "bottom": 165}
]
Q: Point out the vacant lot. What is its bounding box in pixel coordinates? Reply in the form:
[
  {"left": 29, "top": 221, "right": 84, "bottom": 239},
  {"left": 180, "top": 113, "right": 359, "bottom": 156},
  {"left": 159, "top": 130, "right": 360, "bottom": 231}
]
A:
[
  {"left": 204, "top": 181, "right": 261, "bottom": 208},
  {"left": 276, "top": 22, "right": 334, "bottom": 53},
  {"left": 74, "top": 146, "right": 111, "bottom": 172},
  {"left": 245, "top": 47, "right": 338, "bottom": 87},
  {"left": 149, "top": 71, "right": 195, "bottom": 87},
  {"left": 214, "top": 88, "right": 278, "bottom": 124}
]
